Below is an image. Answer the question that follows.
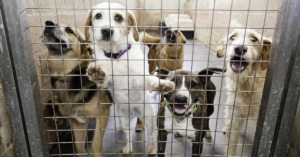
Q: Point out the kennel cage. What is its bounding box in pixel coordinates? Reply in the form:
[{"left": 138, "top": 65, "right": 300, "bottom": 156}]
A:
[{"left": 0, "top": 0, "right": 300, "bottom": 156}]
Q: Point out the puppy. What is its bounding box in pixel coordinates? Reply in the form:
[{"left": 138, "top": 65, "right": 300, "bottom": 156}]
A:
[
  {"left": 141, "top": 29, "right": 186, "bottom": 74},
  {"left": 42, "top": 20, "right": 113, "bottom": 157},
  {"left": 154, "top": 68, "right": 223, "bottom": 157},
  {"left": 216, "top": 29, "right": 272, "bottom": 156},
  {"left": 84, "top": 2, "right": 175, "bottom": 154}
]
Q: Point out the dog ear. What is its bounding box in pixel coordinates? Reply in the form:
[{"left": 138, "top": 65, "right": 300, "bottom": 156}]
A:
[
  {"left": 198, "top": 68, "right": 225, "bottom": 85},
  {"left": 85, "top": 10, "right": 93, "bottom": 42},
  {"left": 178, "top": 31, "right": 187, "bottom": 43},
  {"left": 151, "top": 69, "right": 170, "bottom": 79},
  {"left": 81, "top": 40, "right": 93, "bottom": 56},
  {"left": 127, "top": 10, "right": 139, "bottom": 42},
  {"left": 261, "top": 38, "right": 272, "bottom": 70},
  {"left": 216, "top": 38, "right": 227, "bottom": 58}
]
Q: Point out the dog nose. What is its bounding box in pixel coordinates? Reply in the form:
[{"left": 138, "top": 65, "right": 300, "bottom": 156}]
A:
[
  {"left": 175, "top": 95, "right": 188, "bottom": 104},
  {"left": 101, "top": 27, "right": 114, "bottom": 37},
  {"left": 234, "top": 45, "right": 248, "bottom": 55},
  {"left": 45, "top": 20, "right": 56, "bottom": 26}
]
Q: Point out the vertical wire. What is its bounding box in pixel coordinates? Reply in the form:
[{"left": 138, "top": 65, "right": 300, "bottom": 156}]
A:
[
  {"left": 226, "top": 0, "right": 252, "bottom": 156},
  {"left": 143, "top": 0, "right": 147, "bottom": 156},
  {"left": 211, "top": 0, "right": 234, "bottom": 156},
  {"left": 196, "top": 0, "right": 216, "bottom": 156},
  {"left": 53, "top": 0, "right": 76, "bottom": 156},
  {"left": 36, "top": 0, "right": 61, "bottom": 155},
  {"left": 184, "top": 0, "right": 199, "bottom": 156},
  {"left": 124, "top": 0, "right": 132, "bottom": 155},
  {"left": 71, "top": 0, "right": 90, "bottom": 155},
  {"left": 240, "top": 0, "right": 271, "bottom": 155},
  {"left": 106, "top": 1, "right": 117, "bottom": 156}
]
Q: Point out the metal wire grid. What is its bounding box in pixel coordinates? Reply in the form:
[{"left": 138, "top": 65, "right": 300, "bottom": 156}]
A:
[{"left": 29, "top": 0, "right": 276, "bottom": 156}]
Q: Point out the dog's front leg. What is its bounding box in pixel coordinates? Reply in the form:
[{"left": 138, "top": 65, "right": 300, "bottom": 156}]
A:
[
  {"left": 192, "top": 131, "right": 204, "bottom": 157},
  {"left": 157, "top": 129, "right": 168, "bottom": 157},
  {"left": 146, "top": 76, "right": 175, "bottom": 94},
  {"left": 71, "top": 120, "right": 86, "bottom": 157}
]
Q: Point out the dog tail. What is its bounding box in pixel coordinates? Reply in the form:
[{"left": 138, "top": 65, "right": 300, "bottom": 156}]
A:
[{"left": 140, "top": 32, "right": 161, "bottom": 47}]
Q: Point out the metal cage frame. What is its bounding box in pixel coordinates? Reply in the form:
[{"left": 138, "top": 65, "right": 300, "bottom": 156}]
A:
[{"left": 0, "top": 0, "right": 300, "bottom": 156}]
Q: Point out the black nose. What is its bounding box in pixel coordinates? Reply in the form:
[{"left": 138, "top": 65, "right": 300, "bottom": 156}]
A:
[
  {"left": 45, "top": 21, "right": 56, "bottom": 26},
  {"left": 175, "top": 95, "right": 188, "bottom": 104},
  {"left": 234, "top": 45, "right": 248, "bottom": 55},
  {"left": 101, "top": 27, "right": 114, "bottom": 37}
]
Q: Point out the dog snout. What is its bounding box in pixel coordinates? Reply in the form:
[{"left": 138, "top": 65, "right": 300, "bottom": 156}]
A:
[
  {"left": 165, "top": 28, "right": 172, "bottom": 35},
  {"left": 175, "top": 95, "right": 188, "bottom": 104},
  {"left": 234, "top": 45, "right": 248, "bottom": 55},
  {"left": 45, "top": 20, "right": 56, "bottom": 26},
  {"left": 101, "top": 27, "right": 114, "bottom": 37}
]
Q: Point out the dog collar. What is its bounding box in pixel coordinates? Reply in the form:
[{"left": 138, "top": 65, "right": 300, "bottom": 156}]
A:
[
  {"left": 103, "top": 44, "right": 131, "bottom": 59},
  {"left": 166, "top": 100, "right": 200, "bottom": 123}
]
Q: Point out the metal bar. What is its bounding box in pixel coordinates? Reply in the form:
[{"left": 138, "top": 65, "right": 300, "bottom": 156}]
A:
[
  {"left": 0, "top": 0, "right": 49, "bottom": 156},
  {"left": 252, "top": 0, "right": 300, "bottom": 156}
]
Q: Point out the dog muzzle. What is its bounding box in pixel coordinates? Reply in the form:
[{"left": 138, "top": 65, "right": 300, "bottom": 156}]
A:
[{"left": 166, "top": 100, "right": 200, "bottom": 123}]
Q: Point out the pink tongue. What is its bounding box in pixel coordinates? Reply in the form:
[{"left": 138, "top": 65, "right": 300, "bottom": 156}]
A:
[
  {"left": 234, "top": 63, "right": 241, "bottom": 71},
  {"left": 175, "top": 108, "right": 186, "bottom": 114}
]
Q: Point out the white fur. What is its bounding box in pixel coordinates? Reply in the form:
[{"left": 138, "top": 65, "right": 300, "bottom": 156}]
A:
[{"left": 88, "top": 2, "right": 175, "bottom": 154}]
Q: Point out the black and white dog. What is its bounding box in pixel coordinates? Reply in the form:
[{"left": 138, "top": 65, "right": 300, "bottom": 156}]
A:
[{"left": 154, "top": 68, "right": 224, "bottom": 157}]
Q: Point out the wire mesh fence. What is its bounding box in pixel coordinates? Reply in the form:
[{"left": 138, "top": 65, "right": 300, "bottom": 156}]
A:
[{"left": 1, "top": 0, "right": 300, "bottom": 157}]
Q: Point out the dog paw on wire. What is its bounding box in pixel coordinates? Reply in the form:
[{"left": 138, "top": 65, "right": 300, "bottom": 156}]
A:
[
  {"left": 87, "top": 63, "right": 107, "bottom": 85},
  {"left": 151, "top": 80, "right": 175, "bottom": 94}
]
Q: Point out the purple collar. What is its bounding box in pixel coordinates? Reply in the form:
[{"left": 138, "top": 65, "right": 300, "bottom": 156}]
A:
[{"left": 103, "top": 44, "right": 131, "bottom": 59}]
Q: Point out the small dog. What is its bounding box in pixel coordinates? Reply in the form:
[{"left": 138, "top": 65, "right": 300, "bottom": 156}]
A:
[
  {"left": 154, "top": 68, "right": 223, "bottom": 157},
  {"left": 216, "top": 29, "right": 272, "bottom": 156},
  {"left": 42, "top": 20, "right": 113, "bottom": 157},
  {"left": 84, "top": 2, "right": 175, "bottom": 154},
  {"left": 141, "top": 29, "right": 186, "bottom": 74}
]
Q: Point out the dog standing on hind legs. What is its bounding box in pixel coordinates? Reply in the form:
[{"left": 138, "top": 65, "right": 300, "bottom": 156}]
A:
[
  {"left": 216, "top": 28, "right": 272, "bottom": 156},
  {"left": 84, "top": 2, "right": 175, "bottom": 154},
  {"left": 42, "top": 20, "right": 113, "bottom": 157}
]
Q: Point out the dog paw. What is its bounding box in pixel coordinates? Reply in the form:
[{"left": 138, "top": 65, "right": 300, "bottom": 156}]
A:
[
  {"left": 222, "top": 126, "right": 229, "bottom": 134},
  {"left": 152, "top": 80, "right": 175, "bottom": 94},
  {"left": 122, "top": 143, "right": 132, "bottom": 154},
  {"left": 135, "top": 122, "right": 144, "bottom": 132},
  {"left": 147, "top": 143, "right": 157, "bottom": 155},
  {"left": 205, "top": 131, "right": 212, "bottom": 139},
  {"left": 87, "top": 63, "right": 107, "bottom": 84}
]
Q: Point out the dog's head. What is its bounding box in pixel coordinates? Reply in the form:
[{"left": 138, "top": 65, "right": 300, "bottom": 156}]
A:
[
  {"left": 85, "top": 2, "right": 139, "bottom": 53},
  {"left": 165, "top": 29, "right": 187, "bottom": 46},
  {"left": 153, "top": 68, "right": 221, "bottom": 116},
  {"left": 216, "top": 29, "right": 272, "bottom": 76},
  {"left": 42, "top": 21, "right": 93, "bottom": 74}
]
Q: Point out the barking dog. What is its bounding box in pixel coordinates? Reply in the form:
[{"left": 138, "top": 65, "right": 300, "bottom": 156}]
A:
[
  {"left": 216, "top": 29, "right": 272, "bottom": 156},
  {"left": 42, "top": 20, "right": 113, "bottom": 157},
  {"left": 84, "top": 2, "right": 175, "bottom": 154},
  {"left": 154, "top": 68, "right": 223, "bottom": 156},
  {"left": 141, "top": 29, "right": 186, "bottom": 74}
]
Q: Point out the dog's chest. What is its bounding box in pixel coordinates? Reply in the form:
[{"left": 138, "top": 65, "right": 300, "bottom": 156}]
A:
[{"left": 164, "top": 108, "right": 197, "bottom": 140}]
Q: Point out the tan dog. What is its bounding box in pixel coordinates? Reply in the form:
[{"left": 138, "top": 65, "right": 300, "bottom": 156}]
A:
[
  {"left": 42, "top": 20, "right": 112, "bottom": 157},
  {"left": 216, "top": 28, "right": 271, "bottom": 156},
  {"left": 141, "top": 29, "right": 186, "bottom": 74}
]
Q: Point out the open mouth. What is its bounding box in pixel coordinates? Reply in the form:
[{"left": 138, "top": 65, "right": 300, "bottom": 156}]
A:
[
  {"left": 230, "top": 56, "right": 249, "bottom": 73},
  {"left": 174, "top": 104, "right": 189, "bottom": 116}
]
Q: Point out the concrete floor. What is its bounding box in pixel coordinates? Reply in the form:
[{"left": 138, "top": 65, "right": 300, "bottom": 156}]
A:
[{"left": 51, "top": 31, "right": 256, "bottom": 157}]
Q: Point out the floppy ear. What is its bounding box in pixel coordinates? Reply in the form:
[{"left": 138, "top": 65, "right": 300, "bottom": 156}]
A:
[
  {"left": 151, "top": 69, "right": 170, "bottom": 79},
  {"left": 198, "top": 68, "right": 225, "bottom": 85},
  {"left": 85, "top": 10, "right": 93, "bottom": 42},
  {"left": 216, "top": 38, "right": 227, "bottom": 58},
  {"left": 127, "top": 10, "right": 139, "bottom": 42},
  {"left": 178, "top": 31, "right": 187, "bottom": 43},
  {"left": 261, "top": 38, "right": 272, "bottom": 70}
]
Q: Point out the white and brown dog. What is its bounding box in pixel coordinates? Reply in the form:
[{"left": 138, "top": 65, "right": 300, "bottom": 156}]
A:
[
  {"left": 216, "top": 28, "right": 272, "bottom": 156},
  {"left": 84, "top": 2, "right": 175, "bottom": 154}
]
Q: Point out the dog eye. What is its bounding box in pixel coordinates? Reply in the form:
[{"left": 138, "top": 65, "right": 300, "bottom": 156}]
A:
[
  {"left": 252, "top": 37, "right": 258, "bottom": 42},
  {"left": 191, "top": 81, "right": 197, "bottom": 87},
  {"left": 114, "top": 15, "right": 123, "bottom": 21},
  {"left": 65, "top": 27, "right": 74, "bottom": 34},
  {"left": 230, "top": 35, "right": 235, "bottom": 40},
  {"left": 95, "top": 14, "right": 102, "bottom": 19}
]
